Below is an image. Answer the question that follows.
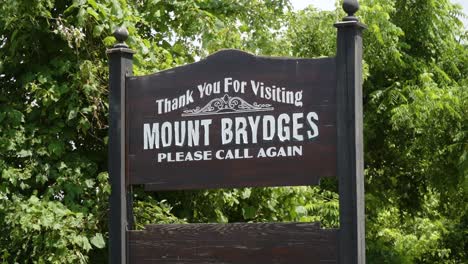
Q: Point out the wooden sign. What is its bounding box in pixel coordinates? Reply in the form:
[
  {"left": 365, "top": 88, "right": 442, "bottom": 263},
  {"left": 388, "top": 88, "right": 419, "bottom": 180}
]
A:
[
  {"left": 107, "top": 1, "right": 366, "bottom": 263},
  {"left": 127, "top": 50, "right": 336, "bottom": 190}
]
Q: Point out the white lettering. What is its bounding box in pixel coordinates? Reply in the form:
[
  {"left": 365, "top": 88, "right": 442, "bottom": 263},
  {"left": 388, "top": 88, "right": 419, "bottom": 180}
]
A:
[
  {"left": 247, "top": 116, "right": 260, "bottom": 144},
  {"left": 263, "top": 115, "right": 275, "bottom": 141},
  {"left": 235, "top": 117, "right": 248, "bottom": 144},
  {"left": 278, "top": 113, "right": 291, "bottom": 141},
  {"left": 188, "top": 120, "right": 200, "bottom": 147},
  {"left": 161, "top": 122, "right": 172, "bottom": 147},
  {"left": 221, "top": 118, "right": 233, "bottom": 144},
  {"left": 143, "top": 123, "right": 159, "bottom": 150},
  {"left": 200, "top": 119, "right": 212, "bottom": 146},
  {"left": 292, "top": 113, "right": 304, "bottom": 141},
  {"left": 306, "top": 112, "right": 319, "bottom": 139}
]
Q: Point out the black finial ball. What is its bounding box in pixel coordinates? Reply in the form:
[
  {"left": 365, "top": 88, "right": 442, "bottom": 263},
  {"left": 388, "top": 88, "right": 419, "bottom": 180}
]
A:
[
  {"left": 343, "top": 0, "right": 359, "bottom": 16},
  {"left": 113, "top": 27, "right": 129, "bottom": 43}
]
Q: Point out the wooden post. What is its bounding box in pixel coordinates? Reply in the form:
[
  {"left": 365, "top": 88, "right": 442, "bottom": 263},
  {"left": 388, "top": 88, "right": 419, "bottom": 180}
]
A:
[
  {"left": 107, "top": 27, "right": 134, "bottom": 264},
  {"left": 335, "top": 0, "right": 366, "bottom": 263}
]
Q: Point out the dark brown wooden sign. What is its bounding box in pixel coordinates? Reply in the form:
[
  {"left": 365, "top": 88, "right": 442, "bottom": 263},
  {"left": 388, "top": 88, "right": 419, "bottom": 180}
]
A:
[{"left": 127, "top": 50, "right": 336, "bottom": 190}]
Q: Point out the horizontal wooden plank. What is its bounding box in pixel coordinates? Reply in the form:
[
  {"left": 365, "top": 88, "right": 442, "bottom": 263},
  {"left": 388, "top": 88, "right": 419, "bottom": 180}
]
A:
[{"left": 128, "top": 222, "right": 337, "bottom": 264}]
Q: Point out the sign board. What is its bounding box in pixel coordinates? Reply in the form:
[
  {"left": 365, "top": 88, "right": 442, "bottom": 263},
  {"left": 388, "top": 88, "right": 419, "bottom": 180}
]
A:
[
  {"left": 107, "top": 2, "right": 366, "bottom": 263},
  {"left": 127, "top": 50, "right": 336, "bottom": 190}
]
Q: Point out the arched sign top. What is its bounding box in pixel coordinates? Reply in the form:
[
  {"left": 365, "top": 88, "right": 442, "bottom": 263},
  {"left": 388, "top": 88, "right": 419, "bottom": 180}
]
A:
[
  {"left": 204, "top": 48, "right": 255, "bottom": 60},
  {"left": 129, "top": 49, "right": 333, "bottom": 81}
]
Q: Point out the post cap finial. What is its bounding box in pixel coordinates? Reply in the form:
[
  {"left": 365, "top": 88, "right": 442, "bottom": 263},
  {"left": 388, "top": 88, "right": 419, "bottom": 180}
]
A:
[
  {"left": 113, "top": 27, "right": 129, "bottom": 47},
  {"left": 342, "top": 0, "right": 359, "bottom": 21}
]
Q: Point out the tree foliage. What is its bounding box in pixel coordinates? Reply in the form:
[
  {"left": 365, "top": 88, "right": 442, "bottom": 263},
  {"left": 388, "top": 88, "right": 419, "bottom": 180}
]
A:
[{"left": 0, "top": 0, "right": 466, "bottom": 263}]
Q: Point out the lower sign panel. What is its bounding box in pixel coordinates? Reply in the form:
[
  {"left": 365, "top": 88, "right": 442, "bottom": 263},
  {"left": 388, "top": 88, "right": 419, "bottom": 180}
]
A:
[{"left": 128, "top": 222, "right": 337, "bottom": 264}]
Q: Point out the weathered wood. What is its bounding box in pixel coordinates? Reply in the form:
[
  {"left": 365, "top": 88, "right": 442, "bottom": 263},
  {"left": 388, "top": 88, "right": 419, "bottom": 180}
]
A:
[
  {"left": 335, "top": 20, "right": 366, "bottom": 264},
  {"left": 126, "top": 49, "right": 337, "bottom": 190},
  {"left": 128, "top": 223, "right": 337, "bottom": 264}
]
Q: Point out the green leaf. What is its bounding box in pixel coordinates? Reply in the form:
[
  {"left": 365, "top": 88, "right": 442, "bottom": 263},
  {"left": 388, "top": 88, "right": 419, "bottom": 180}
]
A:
[
  {"left": 67, "top": 109, "right": 78, "bottom": 121},
  {"left": 295, "top": 206, "right": 307, "bottom": 215},
  {"left": 241, "top": 188, "right": 251, "bottom": 199},
  {"left": 87, "top": 0, "right": 98, "bottom": 9},
  {"left": 17, "top": 149, "right": 32, "bottom": 157},
  {"left": 93, "top": 24, "right": 104, "bottom": 37},
  {"left": 86, "top": 7, "right": 99, "bottom": 20},
  {"left": 84, "top": 179, "right": 95, "bottom": 188},
  {"left": 242, "top": 206, "right": 256, "bottom": 219},
  {"left": 103, "top": 36, "right": 115, "bottom": 46},
  {"left": 48, "top": 141, "right": 65, "bottom": 156},
  {"left": 8, "top": 109, "right": 24, "bottom": 125},
  {"left": 0, "top": 111, "right": 6, "bottom": 123},
  {"left": 90, "top": 233, "right": 105, "bottom": 249}
]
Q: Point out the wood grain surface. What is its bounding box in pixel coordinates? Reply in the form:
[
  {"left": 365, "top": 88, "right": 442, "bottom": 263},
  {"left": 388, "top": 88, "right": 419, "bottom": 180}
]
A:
[{"left": 126, "top": 50, "right": 337, "bottom": 190}]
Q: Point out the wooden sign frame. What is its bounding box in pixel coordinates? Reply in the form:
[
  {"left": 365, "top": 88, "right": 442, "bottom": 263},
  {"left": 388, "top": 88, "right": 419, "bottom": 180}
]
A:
[{"left": 107, "top": 2, "right": 366, "bottom": 263}]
